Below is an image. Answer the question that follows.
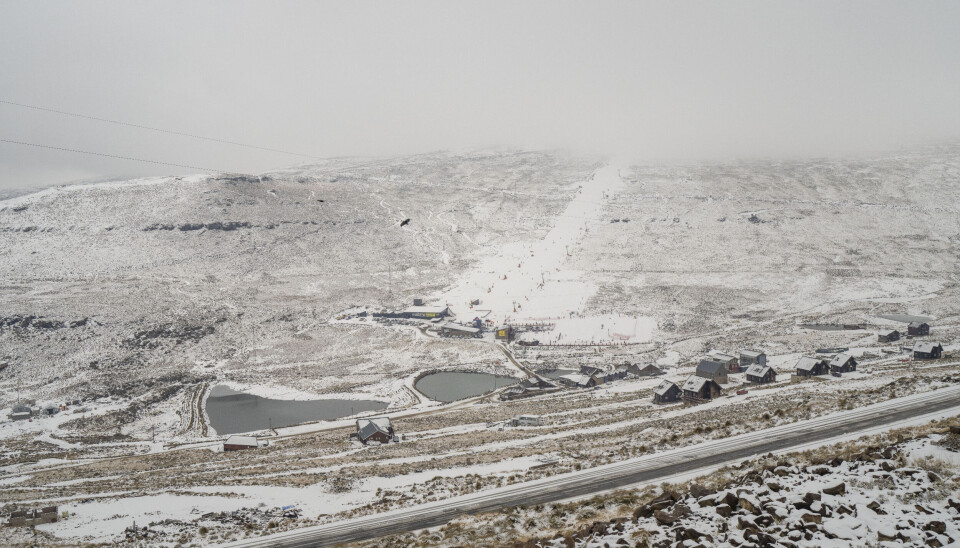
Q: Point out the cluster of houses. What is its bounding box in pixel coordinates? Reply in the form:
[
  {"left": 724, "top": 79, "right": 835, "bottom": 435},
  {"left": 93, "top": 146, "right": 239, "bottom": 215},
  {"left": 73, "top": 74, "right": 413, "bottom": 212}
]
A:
[
  {"left": 652, "top": 322, "right": 946, "bottom": 405},
  {"left": 8, "top": 400, "right": 82, "bottom": 421}
]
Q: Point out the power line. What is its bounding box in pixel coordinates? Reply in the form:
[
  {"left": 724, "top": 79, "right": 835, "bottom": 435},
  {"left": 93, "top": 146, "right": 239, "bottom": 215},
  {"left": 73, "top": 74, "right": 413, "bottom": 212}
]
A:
[
  {"left": 0, "top": 138, "right": 236, "bottom": 174},
  {"left": 0, "top": 99, "right": 318, "bottom": 159}
]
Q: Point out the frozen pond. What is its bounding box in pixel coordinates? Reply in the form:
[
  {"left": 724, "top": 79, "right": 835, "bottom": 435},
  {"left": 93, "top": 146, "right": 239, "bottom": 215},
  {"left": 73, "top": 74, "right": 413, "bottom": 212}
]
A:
[
  {"left": 877, "top": 314, "right": 933, "bottom": 323},
  {"left": 800, "top": 324, "right": 862, "bottom": 331},
  {"left": 205, "top": 386, "right": 388, "bottom": 435},
  {"left": 414, "top": 371, "right": 518, "bottom": 403}
]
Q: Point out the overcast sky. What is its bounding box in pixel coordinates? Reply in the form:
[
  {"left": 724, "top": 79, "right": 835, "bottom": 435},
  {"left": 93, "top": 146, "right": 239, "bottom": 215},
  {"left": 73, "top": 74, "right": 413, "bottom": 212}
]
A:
[{"left": 1, "top": 1, "right": 959, "bottom": 191}]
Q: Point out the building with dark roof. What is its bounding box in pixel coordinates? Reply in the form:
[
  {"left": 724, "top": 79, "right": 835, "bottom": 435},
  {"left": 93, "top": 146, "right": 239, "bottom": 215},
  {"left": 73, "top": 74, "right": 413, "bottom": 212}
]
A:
[
  {"left": 695, "top": 359, "right": 729, "bottom": 384},
  {"left": 653, "top": 380, "right": 681, "bottom": 404},
  {"left": 913, "top": 341, "right": 943, "bottom": 360},
  {"left": 907, "top": 322, "right": 930, "bottom": 336},
  {"left": 745, "top": 364, "right": 776, "bottom": 384},
  {"left": 356, "top": 417, "right": 395, "bottom": 444},
  {"left": 830, "top": 353, "right": 857, "bottom": 374},
  {"left": 682, "top": 376, "right": 722, "bottom": 403},
  {"left": 795, "top": 356, "right": 829, "bottom": 377},
  {"left": 739, "top": 350, "right": 766, "bottom": 367},
  {"left": 878, "top": 330, "right": 900, "bottom": 343}
]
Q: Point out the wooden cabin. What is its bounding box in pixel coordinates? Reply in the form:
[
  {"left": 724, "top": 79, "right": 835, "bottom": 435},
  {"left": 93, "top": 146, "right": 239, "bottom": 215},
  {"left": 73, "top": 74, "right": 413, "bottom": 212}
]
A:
[
  {"left": 356, "top": 417, "right": 395, "bottom": 444},
  {"left": 745, "top": 364, "right": 776, "bottom": 384},
  {"left": 830, "top": 353, "right": 857, "bottom": 374},
  {"left": 653, "top": 380, "right": 682, "bottom": 404},
  {"left": 913, "top": 341, "right": 943, "bottom": 360},
  {"left": 695, "top": 359, "right": 729, "bottom": 384},
  {"left": 907, "top": 322, "right": 930, "bottom": 336},
  {"left": 223, "top": 435, "right": 259, "bottom": 451},
  {"left": 709, "top": 352, "right": 740, "bottom": 373},
  {"left": 878, "top": 330, "right": 900, "bottom": 343},
  {"left": 795, "top": 356, "right": 829, "bottom": 377},
  {"left": 739, "top": 350, "right": 767, "bottom": 368},
  {"left": 682, "top": 376, "right": 722, "bottom": 403}
]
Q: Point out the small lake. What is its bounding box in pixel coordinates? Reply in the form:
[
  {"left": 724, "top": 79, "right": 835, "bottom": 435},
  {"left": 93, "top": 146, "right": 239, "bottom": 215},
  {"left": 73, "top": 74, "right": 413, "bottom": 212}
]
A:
[
  {"left": 876, "top": 314, "right": 933, "bottom": 323},
  {"left": 414, "top": 371, "right": 518, "bottom": 403},
  {"left": 205, "top": 386, "right": 388, "bottom": 435}
]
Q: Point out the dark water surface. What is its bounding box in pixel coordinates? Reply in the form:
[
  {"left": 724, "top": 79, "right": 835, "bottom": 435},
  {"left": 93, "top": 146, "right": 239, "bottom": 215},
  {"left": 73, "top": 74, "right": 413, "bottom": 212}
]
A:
[
  {"left": 205, "top": 386, "right": 388, "bottom": 435},
  {"left": 414, "top": 371, "right": 518, "bottom": 403}
]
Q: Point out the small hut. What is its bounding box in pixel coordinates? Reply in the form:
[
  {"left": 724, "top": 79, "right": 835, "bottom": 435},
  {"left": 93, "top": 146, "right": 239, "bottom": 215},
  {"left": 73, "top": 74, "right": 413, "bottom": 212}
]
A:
[
  {"left": 653, "top": 380, "right": 681, "bottom": 404},
  {"left": 913, "top": 341, "right": 943, "bottom": 360},
  {"left": 795, "top": 356, "right": 829, "bottom": 377},
  {"left": 682, "top": 376, "right": 722, "bottom": 403},
  {"left": 356, "top": 417, "right": 395, "bottom": 444},
  {"left": 696, "top": 359, "right": 729, "bottom": 384},
  {"left": 223, "top": 435, "right": 259, "bottom": 451},
  {"left": 907, "top": 322, "right": 930, "bottom": 336},
  {"left": 878, "top": 330, "right": 900, "bottom": 343},
  {"left": 830, "top": 353, "right": 858, "bottom": 374},
  {"left": 745, "top": 364, "right": 776, "bottom": 384},
  {"left": 739, "top": 350, "right": 767, "bottom": 368}
]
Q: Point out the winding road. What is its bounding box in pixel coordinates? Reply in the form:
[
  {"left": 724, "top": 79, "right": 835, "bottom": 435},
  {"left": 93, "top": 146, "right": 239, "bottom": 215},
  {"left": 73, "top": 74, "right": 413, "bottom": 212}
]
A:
[{"left": 225, "top": 384, "right": 960, "bottom": 548}]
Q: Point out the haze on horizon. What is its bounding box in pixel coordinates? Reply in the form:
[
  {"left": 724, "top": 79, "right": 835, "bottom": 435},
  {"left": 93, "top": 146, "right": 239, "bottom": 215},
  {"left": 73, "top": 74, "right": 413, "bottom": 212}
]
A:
[{"left": 1, "top": 0, "right": 959, "bottom": 192}]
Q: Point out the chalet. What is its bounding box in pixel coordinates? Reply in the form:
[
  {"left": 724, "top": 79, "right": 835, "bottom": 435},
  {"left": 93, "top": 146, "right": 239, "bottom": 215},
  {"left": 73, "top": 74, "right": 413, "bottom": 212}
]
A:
[
  {"left": 404, "top": 305, "right": 452, "bottom": 319},
  {"left": 682, "top": 376, "right": 722, "bottom": 403},
  {"left": 10, "top": 404, "right": 32, "bottom": 420},
  {"left": 653, "top": 380, "right": 682, "bottom": 404},
  {"left": 223, "top": 435, "right": 259, "bottom": 451},
  {"left": 494, "top": 325, "right": 515, "bottom": 341},
  {"left": 878, "top": 330, "right": 900, "bottom": 343},
  {"left": 558, "top": 373, "right": 598, "bottom": 388},
  {"left": 739, "top": 350, "right": 767, "bottom": 368},
  {"left": 907, "top": 322, "right": 930, "bottom": 336},
  {"left": 579, "top": 365, "right": 604, "bottom": 377},
  {"left": 830, "top": 353, "right": 857, "bottom": 374},
  {"left": 709, "top": 352, "right": 740, "bottom": 373},
  {"left": 633, "top": 364, "right": 665, "bottom": 377},
  {"left": 356, "top": 417, "right": 395, "bottom": 444},
  {"left": 499, "top": 377, "right": 559, "bottom": 400},
  {"left": 913, "top": 341, "right": 943, "bottom": 360},
  {"left": 745, "top": 364, "right": 776, "bottom": 384},
  {"left": 440, "top": 323, "right": 481, "bottom": 338},
  {"left": 795, "top": 356, "right": 829, "bottom": 377},
  {"left": 695, "top": 359, "right": 729, "bottom": 384}
]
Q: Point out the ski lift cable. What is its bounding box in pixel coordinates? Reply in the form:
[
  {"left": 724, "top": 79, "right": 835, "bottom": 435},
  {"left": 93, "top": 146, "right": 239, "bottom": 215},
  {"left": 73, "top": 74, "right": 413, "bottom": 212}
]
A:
[
  {"left": 0, "top": 99, "right": 320, "bottom": 159},
  {"left": 0, "top": 138, "right": 242, "bottom": 175}
]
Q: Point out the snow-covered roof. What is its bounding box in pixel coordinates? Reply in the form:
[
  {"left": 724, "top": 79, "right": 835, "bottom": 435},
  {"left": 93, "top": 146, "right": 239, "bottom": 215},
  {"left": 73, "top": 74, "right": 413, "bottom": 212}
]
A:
[
  {"left": 709, "top": 352, "right": 737, "bottom": 363},
  {"left": 357, "top": 417, "right": 392, "bottom": 442},
  {"left": 654, "top": 380, "right": 678, "bottom": 395},
  {"left": 579, "top": 365, "right": 603, "bottom": 377},
  {"left": 682, "top": 376, "right": 709, "bottom": 392},
  {"left": 696, "top": 359, "right": 725, "bottom": 375},
  {"left": 225, "top": 435, "right": 258, "bottom": 447},
  {"left": 795, "top": 356, "right": 823, "bottom": 371},
  {"left": 559, "top": 373, "right": 592, "bottom": 386},
  {"left": 745, "top": 364, "right": 772, "bottom": 377},
  {"left": 908, "top": 321, "right": 928, "bottom": 327},
  {"left": 740, "top": 350, "right": 765, "bottom": 358},
  {"left": 441, "top": 323, "right": 479, "bottom": 333},
  {"left": 830, "top": 353, "right": 855, "bottom": 367},
  {"left": 405, "top": 306, "right": 450, "bottom": 314},
  {"left": 914, "top": 341, "right": 942, "bottom": 353}
]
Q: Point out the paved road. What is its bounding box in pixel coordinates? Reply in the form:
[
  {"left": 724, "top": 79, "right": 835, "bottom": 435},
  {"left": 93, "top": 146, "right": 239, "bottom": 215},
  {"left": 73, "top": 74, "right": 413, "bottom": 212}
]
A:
[{"left": 226, "top": 384, "right": 960, "bottom": 548}]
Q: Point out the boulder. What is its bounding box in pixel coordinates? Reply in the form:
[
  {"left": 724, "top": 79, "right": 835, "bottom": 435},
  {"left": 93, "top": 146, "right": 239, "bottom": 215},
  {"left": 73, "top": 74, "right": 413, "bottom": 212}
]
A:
[
  {"left": 654, "top": 510, "right": 677, "bottom": 526},
  {"left": 822, "top": 482, "right": 846, "bottom": 496},
  {"left": 716, "top": 504, "right": 733, "bottom": 517},
  {"left": 925, "top": 521, "right": 946, "bottom": 535},
  {"left": 866, "top": 500, "right": 887, "bottom": 515},
  {"left": 800, "top": 513, "right": 822, "bottom": 524}
]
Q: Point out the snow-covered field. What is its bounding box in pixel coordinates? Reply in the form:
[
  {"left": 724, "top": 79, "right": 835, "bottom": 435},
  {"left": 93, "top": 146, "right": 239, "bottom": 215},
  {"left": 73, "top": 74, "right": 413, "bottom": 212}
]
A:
[{"left": 1, "top": 146, "right": 960, "bottom": 545}]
